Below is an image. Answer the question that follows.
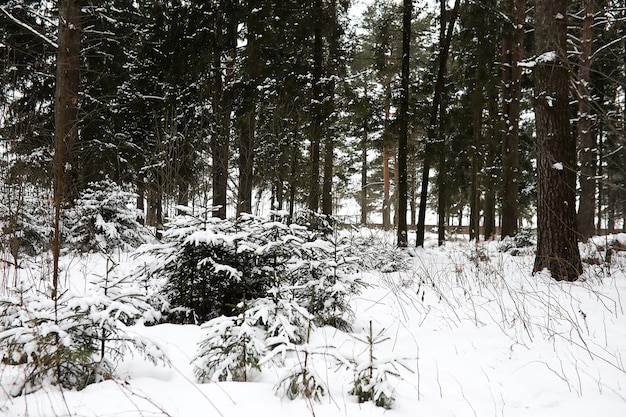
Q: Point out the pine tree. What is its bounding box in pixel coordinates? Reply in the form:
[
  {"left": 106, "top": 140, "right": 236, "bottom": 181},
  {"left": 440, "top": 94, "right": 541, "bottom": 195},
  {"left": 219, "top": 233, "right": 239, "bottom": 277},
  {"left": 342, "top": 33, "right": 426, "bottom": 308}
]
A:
[{"left": 532, "top": 0, "right": 583, "bottom": 281}]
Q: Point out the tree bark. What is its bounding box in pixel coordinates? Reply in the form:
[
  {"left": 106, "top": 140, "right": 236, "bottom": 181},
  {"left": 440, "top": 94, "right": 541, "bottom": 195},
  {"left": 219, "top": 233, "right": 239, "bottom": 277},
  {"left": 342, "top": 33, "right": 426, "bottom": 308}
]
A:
[
  {"left": 500, "top": 0, "right": 525, "bottom": 238},
  {"left": 53, "top": 0, "right": 81, "bottom": 298},
  {"left": 532, "top": 0, "right": 582, "bottom": 281},
  {"left": 397, "top": 0, "right": 411, "bottom": 247},
  {"left": 361, "top": 119, "right": 368, "bottom": 225},
  {"left": 576, "top": 0, "right": 596, "bottom": 241},
  {"left": 322, "top": 0, "right": 339, "bottom": 216},
  {"left": 416, "top": 0, "right": 461, "bottom": 247},
  {"left": 469, "top": 89, "right": 483, "bottom": 242},
  {"left": 237, "top": 3, "right": 260, "bottom": 216},
  {"left": 212, "top": 1, "right": 236, "bottom": 219},
  {"left": 55, "top": 0, "right": 81, "bottom": 205},
  {"left": 308, "top": 0, "right": 323, "bottom": 213},
  {"left": 382, "top": 77, "right": 392, "bottom": 231}
]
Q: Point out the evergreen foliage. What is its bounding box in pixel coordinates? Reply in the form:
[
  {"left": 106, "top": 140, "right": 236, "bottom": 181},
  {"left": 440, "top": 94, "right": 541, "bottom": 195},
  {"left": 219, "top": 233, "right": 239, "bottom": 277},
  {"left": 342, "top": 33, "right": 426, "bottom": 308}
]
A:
[
  {"left": 194, "top": 308, "right": 265, "bottom": 382},
  {"left": 348, "top": 322, "right": 408, "bottom": 409},
  {"left": 140, "top": 210, "right": 362, "bottom": 326},
  {"left": 0, "top": 273, "right": 165, "bottom": 395},
  {"left": 65, "top": 180, "right": 148, "bottom": 253}
]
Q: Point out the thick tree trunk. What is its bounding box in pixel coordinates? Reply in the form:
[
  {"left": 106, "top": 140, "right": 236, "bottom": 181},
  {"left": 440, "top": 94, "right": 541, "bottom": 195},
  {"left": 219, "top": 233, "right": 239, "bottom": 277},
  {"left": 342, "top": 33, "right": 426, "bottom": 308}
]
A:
[
  {"left": 55, "top": 0, "right": 81, "bottom": 205},
  {"left": 53, "top": 0, "right": 81, "bottom": 297},
  {"left": 500, "top": 0, "right": 525, "bottom": 238},
  {"left": 532, "top": 0, "right": 582, "bottom": 281},
  {"left": 576, "top": 0, "right": 596, "bottom": 241}
]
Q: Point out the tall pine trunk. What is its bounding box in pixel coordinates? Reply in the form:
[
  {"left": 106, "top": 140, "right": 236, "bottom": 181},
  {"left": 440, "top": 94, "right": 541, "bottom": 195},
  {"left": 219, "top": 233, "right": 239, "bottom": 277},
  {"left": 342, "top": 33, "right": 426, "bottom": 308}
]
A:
[
  {"left": 416, "top": 0, "right": 461, "bottom": 247},
  {"left": 237, "top": 3, "right": 260, "bottom": 216},
  {"left": 576, "top": 0, "right": 596, "bottom": 241},
  {"left": 397, "top": 0, "right": 411, "bottom": 247},
  {"left": 308, "top": 0, "right": 323, "bottom": 213},
  {"left": 361, "top": 119, "right": 368, "bottom": 225},
  {"left": 532, "top": 0, "right": 582, "bottom": 281},
  {"left": 53, "top": 0, "right": 81, "bottom": 297},
  {"left": 500, "top": 0, "right": 525, "bottom": 238},
  {"left": 212, "top": 1, "right": 236, "bottom": 219},
  {"left": 382, "top": 77, "right": 392, "bottom": 231}
]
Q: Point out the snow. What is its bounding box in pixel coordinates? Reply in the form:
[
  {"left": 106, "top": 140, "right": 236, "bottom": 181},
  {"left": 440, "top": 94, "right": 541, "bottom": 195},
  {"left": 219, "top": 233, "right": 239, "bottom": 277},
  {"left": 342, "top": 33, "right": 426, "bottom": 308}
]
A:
[
  {"left": 2, "top": 233, "right": 626, "bottom": 417},
  {"left": 553, "top": 162, "right": 564, "bottom": 170}
]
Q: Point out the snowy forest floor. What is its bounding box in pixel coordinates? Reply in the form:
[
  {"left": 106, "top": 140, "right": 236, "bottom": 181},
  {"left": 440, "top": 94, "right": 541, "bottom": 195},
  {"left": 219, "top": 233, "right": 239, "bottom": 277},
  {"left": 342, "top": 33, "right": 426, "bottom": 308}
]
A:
[{"left": 1, "top": 230, "right": 625, "bottom": 417}]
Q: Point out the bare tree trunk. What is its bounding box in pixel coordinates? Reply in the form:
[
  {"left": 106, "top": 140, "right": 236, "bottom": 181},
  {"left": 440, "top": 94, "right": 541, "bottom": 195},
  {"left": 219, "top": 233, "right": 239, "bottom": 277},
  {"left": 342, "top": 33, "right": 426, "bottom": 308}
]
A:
[
  {"left": 483, "top": 88, "right": 499, "bottom": 240},
  {"left": 469, "top": 89, "right": 483, "bottom": 242},
  {"left": 237, "top": 2, "right": 260, "bottom": 216},
  {"left": 212, "top": 1, "right": 236, "bottom": 219},
  {"left": 382, "top": 146, "right": 391, "bottom": 230},
  {"left": 382, "top": 79, "right": 392, "bottom": 231},
  {"left": 500, "top": 0, "right": 525, "bottom": 238},
  {"left": 397, "top": 0, "right": 410, "bottom": 247},
  {"left": 532, "top": 0, "right": 582, "bottom": 281},
  {"left": 322, "top": 0, "right": 339, "bottom": 217},
  {"left": 53, "top": 0, "right": 81, "bottom": 298},
  {"left": 361, "top": 120, "right": 368, "bottom": 225},
  {"left": 416, "top": 0, "right": 461, "bottom": 247},
  {"left": 576, "top": 0, "right": 596, "bottom": 241},
  {"left": 308, "top": 0, "right": 323, "bottom": 213}
]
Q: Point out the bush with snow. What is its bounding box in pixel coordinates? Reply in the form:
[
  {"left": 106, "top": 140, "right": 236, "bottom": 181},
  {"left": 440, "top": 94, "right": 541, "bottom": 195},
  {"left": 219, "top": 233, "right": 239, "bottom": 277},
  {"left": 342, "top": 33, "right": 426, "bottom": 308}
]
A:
[
  {"left": 194, "top": 306, "right": 266, "bottom": 382},
  {"left": 0, "top": 190, "right": 53, "bottom": 261},
  {"left": 140, "top": 210, "right": 363, "bottom": 326},
  {"left": 497, "top": 228, "right": 536, "bottom": 256},
  {"left": 0, "top": 272, "right": 166, "bottom": 395},
  {"left": 65, "top": 179, "right": 148, "bottom": 254}
]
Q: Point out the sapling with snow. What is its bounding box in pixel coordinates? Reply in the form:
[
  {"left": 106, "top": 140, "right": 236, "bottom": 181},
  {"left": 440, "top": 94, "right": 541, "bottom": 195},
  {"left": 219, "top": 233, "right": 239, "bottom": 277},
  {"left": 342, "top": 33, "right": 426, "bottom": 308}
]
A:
[
  {"left": 194, "top": 304, "right": 266, "bottom": 382},
  {"left": 348, "top": 321, "right": 410, "bottom": 409},
  {"left": 65, "top": 179, "right": 148, "bottom": 254},
  {"left": 0, "top": 271, "right": 167, "bottom": 395}
]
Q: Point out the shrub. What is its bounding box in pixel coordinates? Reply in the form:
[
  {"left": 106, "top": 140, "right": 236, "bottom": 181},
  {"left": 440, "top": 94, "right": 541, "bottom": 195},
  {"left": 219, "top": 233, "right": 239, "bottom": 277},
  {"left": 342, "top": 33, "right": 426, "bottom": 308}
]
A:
[
  {"left": 141, "top": 210, "right": 363, "bottom": 326},
  {"left": 0, "top": 273, "right": 165, "bottom": 395},
  {"left": 65, "top": 179, "right": 148, "bottom": 253}
]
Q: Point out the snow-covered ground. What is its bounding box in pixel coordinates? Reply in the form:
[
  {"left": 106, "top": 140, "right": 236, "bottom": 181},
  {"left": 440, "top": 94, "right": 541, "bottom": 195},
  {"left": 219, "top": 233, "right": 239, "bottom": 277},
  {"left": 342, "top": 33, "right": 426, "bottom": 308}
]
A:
[{"left": 1, "top": 231, "right": 625, "bottom": 417}]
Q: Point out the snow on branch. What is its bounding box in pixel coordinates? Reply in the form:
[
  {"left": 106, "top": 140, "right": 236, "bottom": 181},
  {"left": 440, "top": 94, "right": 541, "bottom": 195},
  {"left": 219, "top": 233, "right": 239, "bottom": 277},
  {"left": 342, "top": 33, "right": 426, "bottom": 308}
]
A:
[{"left": 0, "top": 5, "right": 58, "bottom": 49}]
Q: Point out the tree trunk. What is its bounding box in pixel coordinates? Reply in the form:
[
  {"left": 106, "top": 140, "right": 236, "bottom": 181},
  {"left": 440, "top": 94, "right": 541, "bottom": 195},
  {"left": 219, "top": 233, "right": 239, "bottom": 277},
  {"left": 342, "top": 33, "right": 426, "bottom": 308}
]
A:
[
  {"left": 416, "top": 0, "right": 461, "bottom": 247},
  {"left": 500, "top": 0, "right": 525, "bottom": 238},
  {"left": 469, "top": 89, "right": 483, "bottom": 242},
  {"left": 55, "top": 0, "right": 81, "bottom": 205},
  {"left": 308, "top": 0, "right": 323, "bottom": 213},
  {"left": 237, "top": 110, "right": 255, "bottom": 215},
  {"left": 361, "top": 120, "right": 368, "bottom": 225},
  {"left": 532, "top": 0, "right": 582, "bottom": 281},
  {"left": 53, "top": 0, "right": 81, "bottom": 297},
  {"left": 212, "top": 1, "right": 236, "bottom": 219},
  {"left": 397, "top": 0, "right": 410, "bottom": 247},
  {"left": 382, "top": 77, "right": 392, "bottom": 231},
  {"left": 576, "top": 0, "right": 596, "bottom": 241},
  {"left": 483, "top": 93, "right": 498, "bottom": 240},
  {"left": 383, "top": 144, "right": 391, "bottom": 230},
  {"left": 237, "top": 3, "right": 260, "bottom": 216},
  {"left": 322, "top": 0, "right": 339, "bottom": 216}
]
